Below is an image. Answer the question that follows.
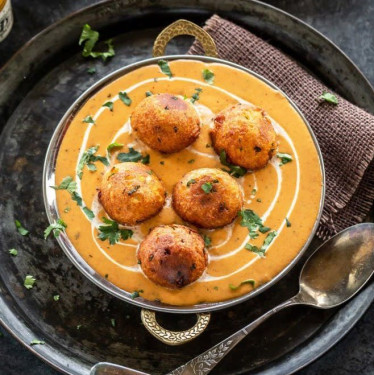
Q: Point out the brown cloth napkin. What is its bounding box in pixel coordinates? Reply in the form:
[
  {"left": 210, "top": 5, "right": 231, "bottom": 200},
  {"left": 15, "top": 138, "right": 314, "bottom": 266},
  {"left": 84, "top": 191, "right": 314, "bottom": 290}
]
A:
[{"left": 189, "top": 15, "right": 374, "bottom": 240}]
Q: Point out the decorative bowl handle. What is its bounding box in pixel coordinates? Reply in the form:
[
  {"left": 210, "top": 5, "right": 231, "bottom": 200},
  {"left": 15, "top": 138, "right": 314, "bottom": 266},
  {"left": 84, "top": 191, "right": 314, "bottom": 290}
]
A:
[
  {"left": 153, "top": 19, "right": 218, "bottom": 58},
  {"left": 141, "top": 309, "right": 211, "bottom": 345}
]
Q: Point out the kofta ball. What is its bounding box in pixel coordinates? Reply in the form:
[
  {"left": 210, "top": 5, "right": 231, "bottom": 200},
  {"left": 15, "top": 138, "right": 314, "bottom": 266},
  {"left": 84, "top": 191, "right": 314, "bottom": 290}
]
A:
[
  {"left": 131, "top": 93, "right": 200, "bottom": 153},
  {"left": 138, "top": 224, "right": 208, "bottom": 289},
  {"left": 98, "top": 162, "right": 166, "bottom": 226},
  {"left": 211, "top": 104, "right": 278, "bottom": 170},
  {"left": 172, "top": 168, "right": 243, "bottom": 229}
]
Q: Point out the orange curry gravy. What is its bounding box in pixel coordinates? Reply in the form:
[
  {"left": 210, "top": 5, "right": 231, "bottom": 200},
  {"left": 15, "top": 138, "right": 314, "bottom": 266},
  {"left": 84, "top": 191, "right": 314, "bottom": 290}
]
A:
[{"left": 54, "top": 60, "right": 323, "bottom": 305}]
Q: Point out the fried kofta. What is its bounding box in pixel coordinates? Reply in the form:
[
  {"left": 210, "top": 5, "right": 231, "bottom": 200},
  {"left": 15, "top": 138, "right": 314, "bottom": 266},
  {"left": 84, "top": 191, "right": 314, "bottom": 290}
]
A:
[
  {"left": 131, "top": 93, "right": 200, "bottom": 153},
  {"left": 98, "top": 162, "right": 166, "bottom": 226},
  {"left": 138, "top": 224, "right": 208, "bottom": 289},
  {"left": 172, "top": 168, "right": 243, "bottom": 229},
  {"left": 211, "top": 103, "right": 278, "bottom": 170}
]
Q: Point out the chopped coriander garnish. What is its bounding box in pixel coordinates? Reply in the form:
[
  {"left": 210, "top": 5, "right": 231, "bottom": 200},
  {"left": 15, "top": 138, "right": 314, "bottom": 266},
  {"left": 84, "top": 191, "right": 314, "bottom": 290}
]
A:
[
  {"left": 24, "top": 275, "right": 36, "bottom": 290},
  {"left": 51, "top": 176, "right": 77, "bottom": 194},
  {"left": 203, "top": 235, "right": 212, "bottom": 247},
  {"left": 98, "top": 217, "right": 133, "bottom": 245},
  {"left": 107, "top": 142, "right": 123, "bottom": 153},
  {"left": 251, "top": 188, "right": 257, "bottom": 196},
  {"left": 239, "top": 209, "right": 270, "bottom": 239},
  {"left": 187, "top": 179, "right": 197, "bottom": 187},
  {"left": 246, "top": 231, "right": 277, "bottom": 257},
  {"left": 87, "top": 67, "right": 96, "bottom": 74},
  {"left": 202, "top": 68, "right": 214, "bottom": 84},
  {"left": 30, "top": 339, "right": 45, "bottom": 346},
  {"left": 229, "top": 279, "right": 255, "bottom": 291},
  {"left": 286, "top": 218, "right": 292, "bottom": 227},
  {"left": 219, "top": 150, "right": 247, "bottom": 178},
  {"left": 201, "top": 182, "right": 213, "bottom": 194},
  {"left": 191, "top": 88, "right": 202, "bottom": 104},
  {"left": 9, "top": 248, "right": 18, "bottom": 256},
  {"left": 15, "top": 220, "right": 29, "bottom": 236},
  {"left": 257, "top": 198, "right": 262, "bottom": 203},
  {"left": 44, "top": 219, "right": 67, "bottom": 239},
  {"left": 111, "top": 318, "right": 116, "bottom": 327},
  {"left": 117, "top": 147, "right": 149, "bottom": 163},
  {"left": 53, "top": 295, "right": 60, "bottom": 301},
  {"left": 64, "top": 207, "right": 71, "bottom": 213},
  {"left": 103, "top": 101, "right": 114, "bottom": 111},
  {"left": 262, "top": 230, "right": 277, "bottom": 250},
  {"left": 158, "top": 60, "right": 172, "bottom": 78},
  {"left": 79, "top": 24, "right": 115, "bottom": 61},
  {"left": 145, "top": 91, "right": 153, "bottom": 97},
  {"left": 213, "top": 286, "right": 219, "bottom": 291},
  {"left": 245, "top": 243, "right": 265, "bottom": 257},
  {"left": 119, "top": 91, "right": 132, "bottom": 106},
  {"left": 77, "top": 145, "right": 109, "bottom": 179},
  {"left": 71, "top": 192, "right": 83, "bottom": 206},
  {"left": 319, "top": 92, "right": 338, "bottom": 105},
  {"left": 83, "top": 207, "right": 95, "bottom": 220},
  {"left": 188, "top": 159, "right": 195, "bottom": 164},
  {"left": 82, "top": 115, "right": 95, "bottom": 124},
  {"left": 277, "top": 152, "right": 293, "bottom": 166},
  {"left": 131, "top": 289, "right": 144, "bottom": 299},
  {"left": 76, "top": 325, "right": 82, "bottom": 330},
  {"left": 160, "top": 161, "right": 165, "bottom": 165}
]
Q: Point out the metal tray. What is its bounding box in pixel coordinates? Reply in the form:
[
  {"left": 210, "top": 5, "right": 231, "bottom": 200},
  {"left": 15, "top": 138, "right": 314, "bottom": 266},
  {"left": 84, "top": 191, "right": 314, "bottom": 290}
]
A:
[{"left": 0, "top": 1, "right": 373, "bottom": 374}]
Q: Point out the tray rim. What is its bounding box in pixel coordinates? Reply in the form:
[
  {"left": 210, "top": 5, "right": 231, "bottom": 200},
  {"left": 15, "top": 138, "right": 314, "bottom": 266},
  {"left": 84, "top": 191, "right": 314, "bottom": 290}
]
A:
[{"left": 0, "top": 1, "right": 373, "bottom": 374}]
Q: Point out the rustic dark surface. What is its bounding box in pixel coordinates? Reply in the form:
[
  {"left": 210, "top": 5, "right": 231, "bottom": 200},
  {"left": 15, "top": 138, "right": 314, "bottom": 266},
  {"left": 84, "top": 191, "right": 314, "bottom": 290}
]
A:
[{"left": 0, "top": 1, "right": 373, "bottom": 375}]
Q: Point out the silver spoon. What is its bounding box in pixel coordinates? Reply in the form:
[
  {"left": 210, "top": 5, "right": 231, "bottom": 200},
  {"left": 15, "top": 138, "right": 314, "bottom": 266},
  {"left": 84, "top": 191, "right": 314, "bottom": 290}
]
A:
[{"left": 90, "top": 223, "right": 374, "bottom": 375}]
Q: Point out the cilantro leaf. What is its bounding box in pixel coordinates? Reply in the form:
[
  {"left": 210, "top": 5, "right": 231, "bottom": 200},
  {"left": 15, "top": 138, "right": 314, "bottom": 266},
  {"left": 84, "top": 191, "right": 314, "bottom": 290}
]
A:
[
  {"left": 245, "top": 243, "right": 265, "bottom": 257},
  {"left": 117, "top": 147, "right": 149, "bottom": 164},
  {"left": 202, "top": 69, "right": 214, "bottom": 84},
  {"left": 82, "top": 207, "right": 95, "bottom": 220},
  {"left": 238, "top": 209, "right": 271, "bottom": 240},
  {"left": 119, "top": 91, "right": 132, "bottom": 106},
  {"left": 44, "top": 219, "right": 67, "bottom": 240},
  {"left": 277, "top": 152, "right": 293, "bottom": 166},
  {"left": 201, "top": 182, "right": 213, "bottom": 194},
  {"left": 130, "top": 289, "right": 144, "bottom": 299},
  {"left": 71, "top": 191, "right": 83, "bottom": 206},
  {"left": 53, "top": 295, "right": 60, "bottom": 301},
  {"left": 286, "top": 218, "right": 291, "bottom": 227},
  {"left": 15, "top": 220, "right": 29, "bottom": 236},
  {"left": 187, "top": 179, "right": 196, "bottom": 187},
  {"left": 82, "top": 115, "right": 95, "bottom": 124},
  {"left": 98, "top": 217, "right": 133, "bottom": 245},
  {"left": 229, "top": 279, "right": 255, "bottom": 290},
  {"left": 103, "top": 101, "right": 114, "bottom": 111},
  {"left": 9, "top": 248, "right": 18, "bottom": 256},
  {"left": 24, "top": 275, "right": 36, "bottom": 289},
  {"left": 87, "top": 67, "right": 96, "bottom": 74},
  {"left": 203, "top": 235, "right": 211, "bottom": 247},
  {"left": 79, "top": 25, "right": 115, "bottom": 61},
  {"left": 30, "top": 339, "right": 45, "bottom": 346},
  {"left": 107, "top": 142, "right": 123, "bottom": 153},
  {"left": 111, "top": 318, "right": 116, "bottom": 327},
  {"left": 158, "top": 60, "right": 172, "bottom": 78},
  {"left": 77, "top": 145, "right": 108, "bottom": 179},
  {"left": 191, "top": 88, "right": 202, "bottom": 104},
  {"left": 145, "top": 91, "right": 153, "bottom": 97},
  {"left": 51, "top": 176, "right": 77, "bottom": 194},
  {"left": 319, "top": 92, "right": 338, "bottom": 105},
  {"left": 219, "top": 150, "right": 247, "bottom": 178}
]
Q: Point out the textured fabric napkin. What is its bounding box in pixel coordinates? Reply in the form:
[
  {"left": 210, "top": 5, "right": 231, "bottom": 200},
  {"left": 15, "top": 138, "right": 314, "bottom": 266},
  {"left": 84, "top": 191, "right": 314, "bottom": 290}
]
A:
[{"left": 188, "top": 15, "right": 374, "bottom": 240}]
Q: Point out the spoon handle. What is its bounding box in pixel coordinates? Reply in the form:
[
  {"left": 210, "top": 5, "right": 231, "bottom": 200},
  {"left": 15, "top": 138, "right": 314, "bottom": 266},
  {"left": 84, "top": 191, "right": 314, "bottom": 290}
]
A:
[{"left": 168, "top": 296, "right": 300, "bottom": 375}]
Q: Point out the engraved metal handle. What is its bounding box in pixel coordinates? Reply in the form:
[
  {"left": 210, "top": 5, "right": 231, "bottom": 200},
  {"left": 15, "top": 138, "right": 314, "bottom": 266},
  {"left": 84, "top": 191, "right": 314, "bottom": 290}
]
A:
[
  {"left": 168, "top": 297, "right": 301, "bottom": 374},
  {"left": 153, "top": 19, "right": 218, "bottom": 58},
  {"left": 141, "top": 309, "right": 211, "bottom": 346}
]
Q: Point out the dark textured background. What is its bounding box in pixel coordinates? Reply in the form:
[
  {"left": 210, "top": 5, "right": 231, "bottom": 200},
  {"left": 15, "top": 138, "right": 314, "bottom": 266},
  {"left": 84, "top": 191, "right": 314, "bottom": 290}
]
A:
[{"left": 0, "top": 0, "right": 374, "bottom": 374}]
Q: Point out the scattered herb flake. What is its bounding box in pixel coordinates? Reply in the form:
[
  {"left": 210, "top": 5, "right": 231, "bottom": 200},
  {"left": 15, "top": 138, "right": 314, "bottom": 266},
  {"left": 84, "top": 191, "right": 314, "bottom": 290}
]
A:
[
  {"left": 98, "top": 217, "right": 133, "bottom": 245},
  {"left": 201, "top": 182, "right": 213, "bottom": 194},
  {"left": 245, "top": 243, "right": 266, "bottom": 257},
  {"left": 229, "top": 279, "right": 256, "bottom": 291},
  {"left": 262, "top": 230, "right": 277, "bottom": 251},
  {"left": 277, "top": 152, "right": 293, "bottom": 166},
  {"left": 131, "top": 289, "right": 144, "bottom": 299},
  {"left": 187, "top": 179, "right": 197, "bottom": 187},
  {"left": 257, "top": 198, "right": 262, "bottom": 203},
  {"left": 251, "top": 188, "right": 257, "bottom": 196},
  {"left": 83, "top": 207, "right": 95, "bottom": 220},
  {"left": 24, "top": 275, "right": 36, "bottom": 290},
  {"left": 145, "top": 91, "right": 153, "bottom": 97},
  {"left": 202, "top": 68, "right": 214, "bottom": 84},
  {"left": 44, "top": 219, "right": 67, "bottom": 239},
  {"left": 77, "top": 145, "right": 109, "bottom": 179},
  {"left": 319, "top": 92, "right": 338, "bottom": 105},
  {"left": 15, "top": 220, "right": 29, "bottom": 236},
  {"left": 71, "top": 192, "right": 83, "bottom": 207},
  {"left": 191, "top": 88, "right": 202, "bottom": 104},
  {"left": 111, "top": 318, "right": 116, "bottom": 327},
  {"left": 213, "top": 286, "right": 219, "bottom": 291},
  {"left": 87, "top": 67, "right": 96, "bottom": 74},
  {"left": 119, "top": 91, "right": 132, "bottom": 106},
  {"left": 64, "top": 207, "right": 71, "bottom": 213},
  {"left": 79, "top": 24, "right": 115, "bottom": 61},
  {"left": 103, "top": 101, "right": 114, "bottom": 111},
  {"left": 117, "top": 147, "right": 149, "bottom": 163},
  {"left": 30, "top": 339, "right": 45, "bottom": 346},
  {"left": 82, "top": 115, "right": 95, "bottom": 124},
  {"left": 239, "top": 209, "right": 270, "bottom": 239},
  {"left": 76, "top": 325, "right": 82, "bottom": 330},
  {"left": 188, "top": 159, "right": 195, "bottom": 164},
  {"left": 9, "top": 248, "right": 18, "bottom": 256},
  {"left": 51, "top": 176, "right": 77, "bottom": 194},
  {"left": 219, "top": 150, "right": 247, "bottom": 178},
  {"left": 158, "top": 60, "right": 172, "bottom": 78},
  {"left": 203, "top": 235, "right": 212, "bottom": 247},
  {"left": 286, "top": 218, "right": 292, "bottom": 227},
  {"left": 141, "top": 154, "right": 150, "bottom": 165},
  {"left": 53, "top": 295, "right": 60, "bottom": 301},
  {"left": 107, "top": 142, "right": 123, "bottom": 153}
]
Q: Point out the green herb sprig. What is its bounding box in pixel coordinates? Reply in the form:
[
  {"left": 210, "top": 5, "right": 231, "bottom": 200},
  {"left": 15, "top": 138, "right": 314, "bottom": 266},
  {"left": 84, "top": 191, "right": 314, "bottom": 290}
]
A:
[
  {"left": 98, "top": 217, "right": 133, "bottom": 245},
  {"left": 219, "top": 150, "right": 247, "bottom": 178}
]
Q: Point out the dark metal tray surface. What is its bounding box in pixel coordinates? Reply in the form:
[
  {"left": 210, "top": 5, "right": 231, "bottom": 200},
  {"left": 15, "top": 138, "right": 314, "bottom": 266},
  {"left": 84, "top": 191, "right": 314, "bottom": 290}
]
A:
[{"left": 0, "top": 1, "right": 373, "bottom": 375}]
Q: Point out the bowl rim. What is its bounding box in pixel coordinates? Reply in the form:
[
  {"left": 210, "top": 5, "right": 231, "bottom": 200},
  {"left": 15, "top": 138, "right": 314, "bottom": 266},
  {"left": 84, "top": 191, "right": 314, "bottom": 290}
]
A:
[{"left": 43, "top": 54, "right": 326, "bottom": 314}]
